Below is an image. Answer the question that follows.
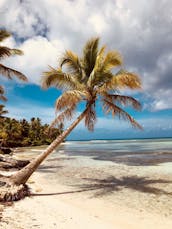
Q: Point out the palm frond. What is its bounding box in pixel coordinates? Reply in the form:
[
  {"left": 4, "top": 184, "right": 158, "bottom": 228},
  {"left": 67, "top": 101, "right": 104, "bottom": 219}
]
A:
[
  {"left": 0, "top": 46, "right": 11, "bottom": 59},
  {"left": 42, "top": 37, "right": 142, "bottom": 134},
  {"left": 87, "top": 69, "right": 113, "bottom": 88},
  {"left": 0, "top": 85, "right": 7, "bottom": 101},
  {"left": 55, "top": 90, "right": 86, "bottom": 111},
  {"left": 60, "top": 50, "right": 82, "bottom": 78},
  {"left": 0, "top": 85, "right": 5, "bottom": 94},
  {"left": 0, "top": 46, "right": 24, "bottom": 60},
  {"left": 87, "top": 46, "right": 121, "bottom": 88},
  {"left": 87, "top": 47, "right": 122, "bottom": 88},
  {"left": 98, "top": 70, "right": 141, "bottom": 92},
  {"left": 0, "top": 104, "right": 8, "bottom": 116},
  {"left": 82, "top": 37, "right": 99, "bottom": 77},
  {"left": 0, "top": 64, "right": 28, "bottom": 81},
  {"left": 115, "top": 70, "right": 141, "bottom": 89},
  {"left": 49, "top": 105, "right": 76, "bottom": 128},
  {"left": 84, "top": 103, "right": 97, "bottom": 131},
  {"left": 102, "top": 99, "right": 142, "bottom": 129},
  {"left": 103, "top": 93, "right": 141, "bottom": 110},
  {"left": 102, "top": 50, "right": 122, "bottom": 71},
  {"left": 0, "top": 95, "right": 7, "bottom": 102},
  {"left": 0, "top": 109, "right": 8, "bottom": 116},
  {"left": 9, "top": 48, "right": 24, "bottom": 56},
  {"left": 0, "top": 30, "right": 11, "bottom": 42},
  {"left": 94, "top": 45, "right": 106, "bottom": 69},
  {"left": 42, "top": 66, "right": 84, "bottom": 90}
]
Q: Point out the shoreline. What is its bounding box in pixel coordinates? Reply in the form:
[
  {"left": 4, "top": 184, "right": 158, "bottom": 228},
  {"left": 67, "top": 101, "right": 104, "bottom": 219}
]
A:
[{"left": 0, "top": 148, "right": 172, "bottom": 228}]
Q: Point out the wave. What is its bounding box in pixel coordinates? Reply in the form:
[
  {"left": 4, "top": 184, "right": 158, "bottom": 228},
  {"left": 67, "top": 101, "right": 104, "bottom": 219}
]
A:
[
  {"left": 31, "top": 149, "right": 43, "bottom": 152},
  {"left": 89, "top": 140, "right": 109, "bottom": 143}
]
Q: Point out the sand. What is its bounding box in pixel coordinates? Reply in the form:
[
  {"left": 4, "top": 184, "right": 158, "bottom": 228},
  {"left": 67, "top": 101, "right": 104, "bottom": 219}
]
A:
[{"left": 0, "top": 149, "right": 172, "bottom": 228}]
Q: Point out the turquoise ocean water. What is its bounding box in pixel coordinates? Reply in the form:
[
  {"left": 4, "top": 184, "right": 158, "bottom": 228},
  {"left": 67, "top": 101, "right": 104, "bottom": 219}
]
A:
[{"left": 58, "top": 138, "right": 172, "bottom": 166}]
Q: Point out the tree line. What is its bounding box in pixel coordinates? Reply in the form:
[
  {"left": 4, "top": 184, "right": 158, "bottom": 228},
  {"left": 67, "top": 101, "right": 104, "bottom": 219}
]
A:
[
  {"left": 0, "top": 30, "right": 64, "bottom": 149},
  {"left": 0, "top": 117, "right": 63, "bottom": 148}
]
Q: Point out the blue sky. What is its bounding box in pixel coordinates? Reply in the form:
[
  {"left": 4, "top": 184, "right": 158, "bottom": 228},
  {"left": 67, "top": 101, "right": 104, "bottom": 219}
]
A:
[{"left": 1, "top": 0, "right": 172, "bottom": 140}]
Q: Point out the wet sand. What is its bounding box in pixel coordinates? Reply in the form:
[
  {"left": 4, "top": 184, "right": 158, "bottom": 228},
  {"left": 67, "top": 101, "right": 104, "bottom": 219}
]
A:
[{"left": 0, "top": 147, "right": 172, "bottom": 228}]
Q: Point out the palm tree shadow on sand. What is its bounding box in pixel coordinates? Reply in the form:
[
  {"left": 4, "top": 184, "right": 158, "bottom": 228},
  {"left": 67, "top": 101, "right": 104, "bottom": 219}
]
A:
[
  {"left": 38, "top": 165, "right": 63, "bottom": 174},
  {"left": 32, "top": 176, "right": 172, "bottom": 198}
]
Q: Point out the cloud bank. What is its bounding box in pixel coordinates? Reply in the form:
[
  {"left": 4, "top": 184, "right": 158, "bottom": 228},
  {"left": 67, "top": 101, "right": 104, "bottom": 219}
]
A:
[{"left": 1, "top": 0, "right": 172, "bottom": 112}]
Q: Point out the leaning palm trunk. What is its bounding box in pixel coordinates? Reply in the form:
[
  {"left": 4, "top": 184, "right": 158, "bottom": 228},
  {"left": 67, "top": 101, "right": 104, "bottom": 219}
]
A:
[
  {"left": 0, "top": 37, "right": 142, "bottom": 202},
  {"left": 10, "top": 106, "right": 90, "bottom": 185}
]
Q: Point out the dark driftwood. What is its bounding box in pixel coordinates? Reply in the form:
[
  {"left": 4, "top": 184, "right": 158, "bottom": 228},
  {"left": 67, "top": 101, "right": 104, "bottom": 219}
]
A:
[
  {"left": 0, "top": 155, "right": 30, "bottom": 169},
  {"left": 0, "top": 147, "right": 12, "bottom": 154}
]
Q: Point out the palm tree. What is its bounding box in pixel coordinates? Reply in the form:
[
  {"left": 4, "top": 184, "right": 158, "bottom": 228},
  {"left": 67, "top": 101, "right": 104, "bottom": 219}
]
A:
[
  {"left": 2, "top": 37, "right": 142, "bottom": 200},
  {"left": 0, "top": 85, "right": 7, "bottom": 102},
  {"left": 0, "top": 104, "right": 8, "bottom": 116},
  {"left": 0, "top": 105, "right": 8, "bottom": 147},
  {"left": 0, "top": 29, "right": 27, "bottom": 101},
  {"left": 9, "top": 37, "right": 142, "bottom": 185}
]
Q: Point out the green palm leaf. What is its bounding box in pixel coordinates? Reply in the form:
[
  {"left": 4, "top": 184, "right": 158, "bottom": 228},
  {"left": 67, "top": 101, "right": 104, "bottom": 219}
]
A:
[
  {"left": 103, "top": 99, "right": 142, "bottom": 129},
  {"left": 82, "top": 37, "right": 99, "bottom": 78},
  {"left": 87, "top": 69, "right": 113, "bottom": 88},
  {"left": 42, "top": 67, "right": 84, "bottom": 90},
  {"left": 87, "top": 48, "right": 122, "bottom": 88}
]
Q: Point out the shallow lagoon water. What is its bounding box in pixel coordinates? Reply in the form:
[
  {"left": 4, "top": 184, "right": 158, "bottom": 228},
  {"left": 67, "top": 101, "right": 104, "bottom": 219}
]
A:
[
  {"left": 15, "top": 138, "right": 172, "bottom": 166},
  {"left": 57, "top": 138, "right": 172, "bottom": 166}
]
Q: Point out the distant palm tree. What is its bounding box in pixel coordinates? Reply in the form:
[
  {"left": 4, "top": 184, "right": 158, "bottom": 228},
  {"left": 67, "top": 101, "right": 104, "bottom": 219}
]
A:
[
  {"left": 0, "top": 105, "right": 9, "bottom": 147},
  {"left": 0, "top": 29, "right": 27, "bottom": 103},
  {"left": 0, "top": 104, "right": 8, "bottom": 116},
  {"left": 10, "top": 37, "right": 142, "bottom": 187},
  {"left": 0, "top": 29, "right": 27, "bottom": 81},
  {"left": 0, "top": 85, "right": 7, "bottom": 101}
]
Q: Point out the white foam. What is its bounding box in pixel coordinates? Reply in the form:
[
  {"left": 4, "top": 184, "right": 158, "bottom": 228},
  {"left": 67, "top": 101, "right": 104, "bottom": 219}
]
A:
[{"left": 31, "top": 149, "right": 43, "bottom": 152}]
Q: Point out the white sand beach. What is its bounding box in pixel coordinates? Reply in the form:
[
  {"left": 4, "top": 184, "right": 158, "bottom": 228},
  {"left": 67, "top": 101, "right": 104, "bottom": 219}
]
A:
[{"left": 0, "top": 148, "right": 172, "bottom": 229}]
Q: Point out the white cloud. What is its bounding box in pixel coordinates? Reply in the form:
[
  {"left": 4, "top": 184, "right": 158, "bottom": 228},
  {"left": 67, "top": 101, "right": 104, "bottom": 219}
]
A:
[
  {"left": 88, "top": 14, "right": 107, "bottom": 34},
  {"left": 2, "top": 36, "right": 65, "bottom": 84},
  {"left": 1, "top": 0, "right": 172, "bottom": 111}
]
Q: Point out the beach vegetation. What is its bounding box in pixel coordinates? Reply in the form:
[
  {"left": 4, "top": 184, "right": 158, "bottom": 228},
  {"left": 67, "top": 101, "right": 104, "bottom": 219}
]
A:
[
  {"left": 0, "top": 117, "right": 63, "bottom": 148},
  {"left": 0, "top": 29, "right": 27, "bottom": 103}
]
